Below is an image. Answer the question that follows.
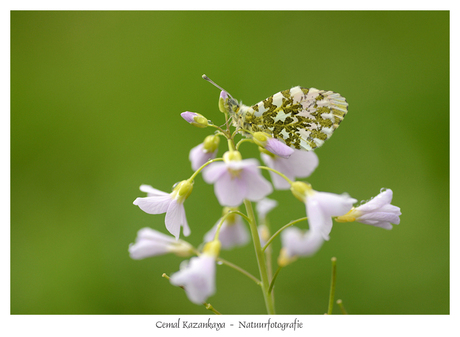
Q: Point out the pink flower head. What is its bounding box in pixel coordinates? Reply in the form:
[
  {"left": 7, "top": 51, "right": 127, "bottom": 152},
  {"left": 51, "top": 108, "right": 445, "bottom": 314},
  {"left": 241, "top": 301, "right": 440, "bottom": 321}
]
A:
[
  {"left": 180, "top": 111, "right": 208, "bottom": 128},
  {"left": 290, "top": 182, "right": 357, "bottom": 241},
  {"left": 253, "top": 132, "right": 294, "bottom": 159},
  {"left": 203, "top": 210, "right": 249, "bottom": 249},
  {"left": 281, "top": 226, "right": 324, "bottom": 258},
  {"left": 202, "top": 151, "right": 273, "bottom": 207},
  {"left": 133, "top": 182, "right": 193, "bottom": 240},
  {"left": 189, "top": 135, "right": 220, "bottom": 171},
  {"left": 336, "top": 188, "right": 401, "bottom": 229},
  {"left": 170, "top": 240, "right": 220, "bottom": 304},
  {"left": 128, "top": 227, "right": 193, "bottom": 259},
  {"left": 261, "top": 150, "right": 319, "bottom": 190}
]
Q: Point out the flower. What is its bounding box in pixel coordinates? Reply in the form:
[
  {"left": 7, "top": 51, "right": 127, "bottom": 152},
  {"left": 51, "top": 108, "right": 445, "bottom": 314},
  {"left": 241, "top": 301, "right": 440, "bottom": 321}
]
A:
[
  {"left": 256, "top": 197, "right": 278, "bottom": 221},
  {"left": 170, "top": 240, "right": 221, "bottom": 304},
  {"left": 335, "top": 188, "right": 401, "bottom": 229},
  {"left": 128, "top": 227, "right": 194, "bottom": 259},
  {"left": 253, "top": 132, "right": 294, "bottom": 159},
  {"left": 281, "top": 227, "right": 324, "bottom": 258},
  {"left": 189, "top": 135, "right": 220, "bottom": 171},
  {"left": 256, "top": 198, "right": 278, "bottom": 247},
  {"left": 202, "top": 150, "right": 273, "bottom": 207},
  {"left": 180, "top": 111, "right": 209, "bottom": 128},
  {"left": 203, "top": 208, "right": 249, "bottom": 249},
  {"left": 261, "top": 149, "right": 319, "bottom": 190},
  {"left": 133, "top": 181, "right": 193, "bottom": 239},
  {"left": 290, "top": 182, "right": 357, "bottom": 240},
  {"left": 278, "top": 227, "right": 324, "bottom": 266}
]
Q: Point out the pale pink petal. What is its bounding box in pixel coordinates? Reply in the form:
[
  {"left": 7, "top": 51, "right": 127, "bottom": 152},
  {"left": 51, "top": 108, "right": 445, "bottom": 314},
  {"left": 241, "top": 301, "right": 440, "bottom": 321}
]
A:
[
  {"left": 312, "top": 192, "right": 356, "bottom": 217},
  {"left": 139, "top": 184, "right": 169, "bottom": 196},
  {"left": 282, "top": 227, "right": 324, "bottom": 257},
  {"left": 286, "top": 150, "right": 319, "bottom": 177},
  {"left": 189, "top": 143, "right": 217, "bottom": 171},
  {"left": 133, "top": 195, "right": 172, "bottom": 214},
  {"left": 170, "top": 255, "right": 216, "bottom": 304},
  {"left": 241, "top": 168, "right": 273, "bottom": 202},
  {"left": 264, "top": 138, "right": 295, "bottom": 159},
  {"left": 204, "top": 218, "right": 249, "bottom": 249},
  {"left": 165, "top": 200, "right": 189, "bottom": 239},
  {"left": 256, "top": 198, "right": 278, "bottom": 220},
  {"left": 128, "top": 228, "right": 174, "bottom": 259},
  {"left": 306, "top": 198, "right": 333, "bottom": 240},
  {"left": 202, "top": 162, "right": 228, "bottom": 183},
  {"left": 213, "top": 173, "right": 247, "bottom": 207}
]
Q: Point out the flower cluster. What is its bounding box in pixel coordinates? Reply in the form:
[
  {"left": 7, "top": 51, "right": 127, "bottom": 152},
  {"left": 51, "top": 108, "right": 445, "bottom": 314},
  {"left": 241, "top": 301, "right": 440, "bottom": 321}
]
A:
[{"left": 128, "top": 77, "right": 402, "bottom": 313}]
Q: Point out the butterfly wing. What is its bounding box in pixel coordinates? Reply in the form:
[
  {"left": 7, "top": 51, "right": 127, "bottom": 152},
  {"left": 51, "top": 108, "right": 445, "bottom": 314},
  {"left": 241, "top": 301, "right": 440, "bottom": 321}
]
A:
[{"left": 239, "top": 86, "right": 348, "bottom": 151}]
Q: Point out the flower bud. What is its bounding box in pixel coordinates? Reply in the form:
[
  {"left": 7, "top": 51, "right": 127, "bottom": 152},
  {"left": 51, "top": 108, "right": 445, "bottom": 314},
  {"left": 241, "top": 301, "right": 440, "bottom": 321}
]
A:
[
  {"left": 203, "top": 134, "right": 220, "bottom": 153},
  {"left": 223, "top": 150, "right": 242, "bottom": 163},
  {"left": 172, "top": 180, "right": 194, "bottom": 201},
  {"left": 290, "top": 181, "right": 312, "bottom": 203},
  {"left": 335, "top": 208, "right": 358, "bottom": 222},
  {"left": 277, "top": 248, "right": 297, "bottom": 267},
  {"left": 218, "top": 91, "right": 229, "bottom": 113},
  {"left": 181, "top": 111, "right": 209, "bottom": 128},
  {"left": 253, "top": 132, "right": 294, "bottom": 159},
  {"left": 202, "top": 239, "right": 221, "bottom": 258}
]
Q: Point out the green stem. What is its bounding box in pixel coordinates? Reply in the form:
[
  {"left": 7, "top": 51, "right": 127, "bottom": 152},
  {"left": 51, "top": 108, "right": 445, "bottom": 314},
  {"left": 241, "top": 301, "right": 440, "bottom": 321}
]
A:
[
  {"left": 258, "top": 166, "right": 293, "bottom": 185},
  {"left": 217, "top": 257, "right": 261, "bottom": 286},
  {"left": 268, "top": 266, "right": 282, "bottom": 294},
  {"left": 262, "top": 217, "right": 309, "bottom": 252},
  {"left": 236, "top": 138, "right": 254, "bottom": 150},
  {"left": 189, "top": 158, "right": 223, "bottom": 181},
  {"left": 243, "top": 199, "right": 275, "bottom": 314},
  {"left": 336, "top": 299, "right": 347, "bottom": 314},
  {"left": 327, "top": 257, "right": 337, "bottom": 315}
]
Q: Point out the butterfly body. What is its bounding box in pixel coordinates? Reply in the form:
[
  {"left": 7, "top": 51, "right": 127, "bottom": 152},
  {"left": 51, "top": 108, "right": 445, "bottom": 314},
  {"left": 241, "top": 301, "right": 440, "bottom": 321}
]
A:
[{"left": 225, "top": 86, "right": 348, "bottom": 151}]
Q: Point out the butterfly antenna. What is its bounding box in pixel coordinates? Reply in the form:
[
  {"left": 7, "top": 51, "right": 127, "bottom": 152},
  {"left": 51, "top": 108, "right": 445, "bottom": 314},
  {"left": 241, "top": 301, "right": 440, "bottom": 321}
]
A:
[{"left": 202, "top": 74, "right": 234, "bottom": 99}]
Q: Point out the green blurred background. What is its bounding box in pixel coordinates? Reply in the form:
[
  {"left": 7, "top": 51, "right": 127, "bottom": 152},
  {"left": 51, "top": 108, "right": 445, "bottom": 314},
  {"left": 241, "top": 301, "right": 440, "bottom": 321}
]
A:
[{"left": 11, "top": 11, "right": 449, "bottom": 314}]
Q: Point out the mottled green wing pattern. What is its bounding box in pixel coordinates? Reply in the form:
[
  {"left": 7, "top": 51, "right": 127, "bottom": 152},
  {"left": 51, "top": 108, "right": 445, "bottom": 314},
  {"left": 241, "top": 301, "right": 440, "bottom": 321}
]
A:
[{"left": 236, "top": 86, "right": 348, "bottom": 151}]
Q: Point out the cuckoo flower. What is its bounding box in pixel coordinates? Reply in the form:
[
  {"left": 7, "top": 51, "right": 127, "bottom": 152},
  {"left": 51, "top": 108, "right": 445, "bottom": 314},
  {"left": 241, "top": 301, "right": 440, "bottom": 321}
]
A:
[
  {"left": 261, "top": 149, "right": 319, "bottom": 190},
  {"left": 129, "top": 227, "right": 194, "bottom": 259},
  {"left": 203, "top": 150, "right": 273, "bottom": 207},
  {"left": 133, "top": 181, "right": 193, "bottom": 239},
  {"left": 291, "top": 182, "right": 357, "bottom": 240},
  {"left": 189, "top": 134, "right": 220, "bottom": 171},
  {"left": 203, "top": 208, "right": 249, "bottom": 249},
  {"left": 335, "top": 188, "right": 401, "bottom": 229},
  {"left": 253, "top": 132, "right": 294, "bottom": 159},
  {"left": 170, "top": 240, "right": 221, "bottom": 305}
]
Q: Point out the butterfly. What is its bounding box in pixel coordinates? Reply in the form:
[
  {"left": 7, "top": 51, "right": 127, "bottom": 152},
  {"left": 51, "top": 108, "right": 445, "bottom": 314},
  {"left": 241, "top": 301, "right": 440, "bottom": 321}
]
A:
[{"left": 203, "top": 75, "right": 348, "bottom": 151}]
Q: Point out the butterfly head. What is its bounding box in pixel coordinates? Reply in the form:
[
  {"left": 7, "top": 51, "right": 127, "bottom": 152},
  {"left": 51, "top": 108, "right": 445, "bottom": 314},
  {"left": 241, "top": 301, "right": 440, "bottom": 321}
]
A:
[
  {"left": 218, "top": 90, "right": 240, "bottom": 115},
  {"left": 202, "top": 74, "right": 240, "bottom": 116}
]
